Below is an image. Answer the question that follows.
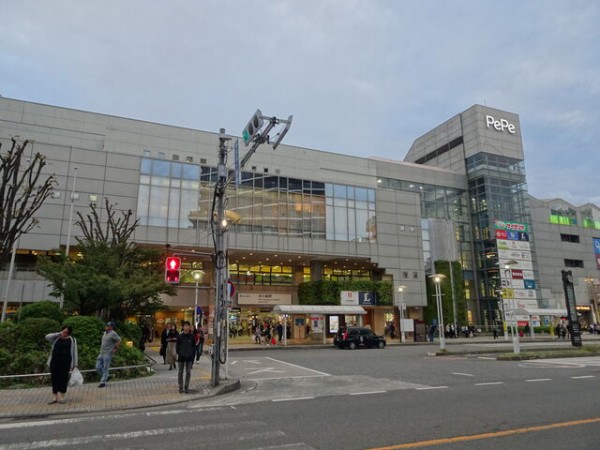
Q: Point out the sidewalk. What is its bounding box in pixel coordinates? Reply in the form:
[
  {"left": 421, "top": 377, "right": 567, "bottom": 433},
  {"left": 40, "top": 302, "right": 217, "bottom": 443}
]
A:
[
  {"left": 0, "top": 349, "right": 238, "bottom": 420},
  {"left": 1, "top": 334, "right": 598, "bottom": 420}
]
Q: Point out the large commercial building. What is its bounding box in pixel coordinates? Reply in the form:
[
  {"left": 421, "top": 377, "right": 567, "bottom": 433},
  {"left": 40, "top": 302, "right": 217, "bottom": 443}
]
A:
[{"left": 1, "top": 98, "right": 598, "bottom": 336}]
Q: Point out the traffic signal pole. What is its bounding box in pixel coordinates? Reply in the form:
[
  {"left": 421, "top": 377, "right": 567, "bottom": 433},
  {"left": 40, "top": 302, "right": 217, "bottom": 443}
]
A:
[
  {"left": 210, "top": 114, "right": 292, "bottom": 387},
  {"left": 211, "top": 129, "right": 229, "bottom": 387}
]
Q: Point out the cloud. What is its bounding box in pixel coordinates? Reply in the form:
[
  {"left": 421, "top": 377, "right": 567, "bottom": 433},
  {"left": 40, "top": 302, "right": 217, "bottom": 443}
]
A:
[{"left": 1, "top": 0, "right": 599, "bottom": 205}]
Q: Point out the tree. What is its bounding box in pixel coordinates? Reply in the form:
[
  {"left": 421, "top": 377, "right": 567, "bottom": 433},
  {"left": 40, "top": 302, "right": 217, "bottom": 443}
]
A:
[
  {"left": 37, "top": 199, "right": 175, "bottom": 319},
  {"left": 0, "top": 138, "right": 56, "bottom": 268}
]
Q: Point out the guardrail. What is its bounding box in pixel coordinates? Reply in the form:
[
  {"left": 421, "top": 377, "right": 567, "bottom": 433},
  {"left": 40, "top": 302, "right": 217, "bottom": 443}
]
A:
[{"left": 0, "top": 354, "right": 156, "bottom": 381}]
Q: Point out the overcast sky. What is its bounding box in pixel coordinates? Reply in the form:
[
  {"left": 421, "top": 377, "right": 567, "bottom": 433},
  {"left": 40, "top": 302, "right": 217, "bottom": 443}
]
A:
[{"left": 1, "top": 0, "right": 598, "bottom": 206}]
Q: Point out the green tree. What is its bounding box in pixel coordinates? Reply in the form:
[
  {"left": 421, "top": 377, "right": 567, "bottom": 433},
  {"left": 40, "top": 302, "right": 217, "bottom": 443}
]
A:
[
  {"left": 37, "top": 199, "right": 175, "bottom": 319},
  {"left": 0, "top": 138, "right": 56, "bottom": 268},
  {"left": 424, "top": 260, "right": 467, "bottom": 326}
]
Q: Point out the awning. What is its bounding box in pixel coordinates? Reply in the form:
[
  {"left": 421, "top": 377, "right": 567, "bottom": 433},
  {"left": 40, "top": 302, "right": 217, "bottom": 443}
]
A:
[
  {"left": 514, "top": 308, "right": 568, "bottom": 316},
  {"left": 271, "top": 305, "right": 367, "bottom": 315}
]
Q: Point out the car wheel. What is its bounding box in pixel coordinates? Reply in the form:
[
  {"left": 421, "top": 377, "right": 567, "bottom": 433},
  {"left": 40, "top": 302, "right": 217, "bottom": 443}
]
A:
[
  {"left": 377, "top": 341, "right": 385, "bottom": 349},
  {"left": 349, "top": 342, "right": 357, "bottom": 350}
]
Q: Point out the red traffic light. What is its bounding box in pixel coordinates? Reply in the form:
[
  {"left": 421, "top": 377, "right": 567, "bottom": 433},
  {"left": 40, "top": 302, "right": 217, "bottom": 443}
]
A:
[
  {"left": 165, "top": 257, "right": 181, "bottom": 270},
  {"left": 165, "top": 257, "right": 181, "bottom": 284}
]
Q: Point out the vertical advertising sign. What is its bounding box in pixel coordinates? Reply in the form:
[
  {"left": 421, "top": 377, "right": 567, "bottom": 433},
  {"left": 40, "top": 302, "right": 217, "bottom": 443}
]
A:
[
  {"left": 495, "top": 220, "right": 538, "bottom": 324},
  {"left": 593, "top": 238, "right": 600, "bottom": 270}
]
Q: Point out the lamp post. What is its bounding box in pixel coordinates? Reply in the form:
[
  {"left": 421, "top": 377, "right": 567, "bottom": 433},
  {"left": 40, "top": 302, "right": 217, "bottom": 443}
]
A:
[
  {"left": 192, "top": 271, "right": 203, "bottom": 327},
  {"left": 495, "top": 289, "right": 509, "bottom": 341},
  {"left": 429, "top": 274, "right": 446, "bottom": 350},
  {"left": 504, "top": 259, "right": 520, "bottom": 354},
  {"left": 398, "top": 285, "right": 407, "bottom": 343},
  {"left": 60, "top": 166, "right": 78, "bottom": 310}
]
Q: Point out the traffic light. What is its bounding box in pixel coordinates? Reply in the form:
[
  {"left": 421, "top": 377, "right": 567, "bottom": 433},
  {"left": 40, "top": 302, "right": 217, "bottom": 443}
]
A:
[
  {"left": 242, "top": 109, "right": 264, "bottom": 146},
  {"left": 165, "top": 257, "right": 181, "bottom": 284}
]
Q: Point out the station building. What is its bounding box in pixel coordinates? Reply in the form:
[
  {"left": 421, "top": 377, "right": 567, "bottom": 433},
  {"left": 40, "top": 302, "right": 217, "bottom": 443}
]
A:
[{"left": 1, "top": 97, "right": 598, "bottom": 338}]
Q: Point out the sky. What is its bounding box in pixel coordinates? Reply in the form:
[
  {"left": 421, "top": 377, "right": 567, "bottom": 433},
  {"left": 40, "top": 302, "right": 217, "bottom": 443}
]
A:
[{"left": 1, "top": 0, "right": 599, "bottom": 206}]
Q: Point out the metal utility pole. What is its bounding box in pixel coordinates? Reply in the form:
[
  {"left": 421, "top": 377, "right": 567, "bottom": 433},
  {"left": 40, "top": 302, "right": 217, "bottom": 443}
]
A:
[
  {"left": 211, "top": 129, "right": 229, "bottom": 387},
  {"left": 210, "top": 113, "right": 292, "bottom": 387}
]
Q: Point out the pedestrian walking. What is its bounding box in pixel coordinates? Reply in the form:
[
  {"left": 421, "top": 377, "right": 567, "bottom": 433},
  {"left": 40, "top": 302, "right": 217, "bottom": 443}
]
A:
[
  {"left": 194, "top": 325, "right": 205, "bottom": 362},
  {"left": 166, "top": 324, "right": 179, "bottom": 370},
  {"left": 96, "top": 321, "right": 121, "bottom": 388},
  {"left": 176, "top": 321, "right": 195, "bottom": 393},
  {"left": 45, "top": 325, "right": 78, "bottom": 404},
  {"left": 160, "top": 323, "right": 171, "bottom": 364}
]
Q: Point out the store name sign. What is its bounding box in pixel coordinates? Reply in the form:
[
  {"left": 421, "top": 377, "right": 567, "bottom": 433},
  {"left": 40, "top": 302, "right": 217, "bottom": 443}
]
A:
[{"left": 485, "top": 115, "right": 516, "bottom": 134}]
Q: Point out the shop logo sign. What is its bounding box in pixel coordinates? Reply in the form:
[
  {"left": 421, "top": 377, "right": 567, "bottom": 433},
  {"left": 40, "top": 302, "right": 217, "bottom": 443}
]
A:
[{"left": 485, "top": 115, "right": 516, "bottom": 134}]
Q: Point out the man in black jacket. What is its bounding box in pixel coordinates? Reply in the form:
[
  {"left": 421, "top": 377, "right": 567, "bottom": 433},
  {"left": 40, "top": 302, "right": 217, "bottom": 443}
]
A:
[{"left": 176, "top": 321, "right": 196, "bottom": 393}]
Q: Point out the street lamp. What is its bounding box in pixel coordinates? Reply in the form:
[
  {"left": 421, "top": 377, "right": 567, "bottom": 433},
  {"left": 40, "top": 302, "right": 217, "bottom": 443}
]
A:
[
  {"left": 192, "top": 270, "right": 203, "bottom": 327},
  {"left": 397, "top": 285, "right": 407, "bottom": 343},
  {"left": 429, "top": 274, "right": 446, "bottom": 350},
  {"left": 504, "top": 259, "right": 520, "bottom": 354},
  {"left": 495, "top": 289, "right": 509, "bottom": 341},
  {"left": 60, "top": 166, "right": 78, "bottom": 310}
]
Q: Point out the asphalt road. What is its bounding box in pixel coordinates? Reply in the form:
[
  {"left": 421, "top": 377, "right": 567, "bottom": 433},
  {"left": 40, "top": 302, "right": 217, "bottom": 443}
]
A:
[{"left": 1, "top": 345, "right": 599, "bottom": 449}]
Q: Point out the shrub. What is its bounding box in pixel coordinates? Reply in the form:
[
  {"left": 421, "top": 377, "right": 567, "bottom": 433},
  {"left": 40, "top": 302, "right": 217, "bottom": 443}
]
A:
[
  {"left": 117, "top": 322, "right": 142, "bottom": 348},
  {"left": 16, "top": 301, "right": 64, "bottom": 324},
  {"left": 62, "top": 316, "right": 105, "bottom": 371},
  {"left": 14, "top": 318, "right": 61, "bottom": 354}
]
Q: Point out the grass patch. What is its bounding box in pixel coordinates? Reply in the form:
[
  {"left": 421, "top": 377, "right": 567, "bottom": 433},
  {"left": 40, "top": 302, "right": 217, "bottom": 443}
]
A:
[{"left": 497, "top": 345, "right": 600, "bottom": 361}]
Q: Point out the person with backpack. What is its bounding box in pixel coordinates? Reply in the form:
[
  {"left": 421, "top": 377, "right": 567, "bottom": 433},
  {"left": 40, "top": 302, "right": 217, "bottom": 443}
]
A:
[{"left": 176, "top": 321, "right": 196, "bottom": 393}]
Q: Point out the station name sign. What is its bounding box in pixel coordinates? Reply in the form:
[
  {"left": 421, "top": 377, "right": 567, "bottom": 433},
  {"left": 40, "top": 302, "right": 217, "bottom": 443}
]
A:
[{"left": 485, "top": 115, "right": 516, "bottom": 134}]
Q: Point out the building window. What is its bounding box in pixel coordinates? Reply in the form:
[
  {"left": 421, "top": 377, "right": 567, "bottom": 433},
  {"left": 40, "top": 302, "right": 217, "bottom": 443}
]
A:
[
  {"left": 158, "top": 152, "right": 166, "bottom": 159},
  {"left": 51, "top": 191, "right": 61, "bottom": 199},
  {"left": 143, "top": 150, "right": 151, "bottom": 157},
  {"left": 550, "top": 207, "right": 577, "bottom": 225},
  {"left": 172, "top": 154, "right": 179, "bottom": 161},
  {"left": 564, "top": 259, "right": 584, "bottom": 268},
  {"left": 185, "top": 156, "right": 193, "bottom": 163},
  {"left": 560, "top": 233, "right": 580, "bottom": 243},
  {"left": 89, "top": 194, "right": 98, "bottom": 202}
]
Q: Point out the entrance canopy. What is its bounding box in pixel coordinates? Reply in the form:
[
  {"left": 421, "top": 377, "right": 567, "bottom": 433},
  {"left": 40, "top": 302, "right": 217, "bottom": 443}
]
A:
[
  {"left": 515, "top": 308, "right": 568, "bottom": 316},
  {"left": 272, "top": 305, "right": 367, "bottom": 315}
]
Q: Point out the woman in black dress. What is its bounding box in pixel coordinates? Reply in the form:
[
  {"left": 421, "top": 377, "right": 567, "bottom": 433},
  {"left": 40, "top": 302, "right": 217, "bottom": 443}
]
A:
[{"left": 45, "top": 325, "right": 78, "bottom": 404}]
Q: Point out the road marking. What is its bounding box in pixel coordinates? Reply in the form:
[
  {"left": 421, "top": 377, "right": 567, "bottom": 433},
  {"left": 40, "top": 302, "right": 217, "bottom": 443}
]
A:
[
  {"left": 271, "top": 396, "right": 314, "bottom": 402},
  {"left": 264, "top": 357, "right": 331, "bottom": 376},
  {"left": 416, "top": 386, "right": 448, "bottom": 390},
  {"left": 366, "top": 416, "right": 600, "bottom": 449},
  {"left": 349, "top": 391, "right": 387, "bottom": 396},
  {"left": 0, "top": 409, "right": 190, "bottom": 430},
  {"left": 452, "top": 372, "right": 474, "bottom": 377},
  {"left": 477, "top": 356, "right": 496, "bottom": 360},
  {"left": 246, "top": 367, "right": 286, "bottom": 375},
  {"left": 526, "top": 378, "right": 552, "bottom": 382},
  {"left": 0, "top": 422, "right": 279, "bottom": 450},
  {"left": 474, "top": 382, "right": 504, "bottom": 386},
  {"left": 571, "top": 375, "right": 595, "bottom": 379}
]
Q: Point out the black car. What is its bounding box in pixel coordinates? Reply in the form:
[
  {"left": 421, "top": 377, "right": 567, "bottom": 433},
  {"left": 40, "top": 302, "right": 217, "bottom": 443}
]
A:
[{"left": 334, "top": 326, "right": 386, "bottom": 350}]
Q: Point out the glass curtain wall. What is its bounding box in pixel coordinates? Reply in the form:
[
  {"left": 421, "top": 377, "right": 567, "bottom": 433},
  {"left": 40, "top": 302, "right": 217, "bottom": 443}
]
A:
[{"left": 465, "top": 152, "right": 531, "bottom": 325}]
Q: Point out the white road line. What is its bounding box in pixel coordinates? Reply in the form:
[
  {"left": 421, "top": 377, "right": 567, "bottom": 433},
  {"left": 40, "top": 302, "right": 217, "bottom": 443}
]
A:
[
  {"left": 349, "top": 391, "right": 387, "bottom": 396},
  {"left": 477, "top": 357, "right": 496, "bottom": 360},
  {"left": 416, "top": 386, "right": 449, "bottom": 390},
  {"left": 0, "top": 423, "right": 277, "bottom": 450},
  {"left": 0, "top": 410, "right": 189, "bottom": 430},
  {"left": 526, "top": 378, "right": 552, "bottom": 382},
  {"left": 571, "top": 375, "right": 595, "bottom": 379},
  {"left": 271, "top": 397, "right": 315, "bottom": 402},
  {"left": 452, "top": 372, "right": 474, "bottom": 377},
  {"left": 264, "top": 357, "right": 331, "bottom": 376},
  {"left": 474, "top": 382, "right": 504, "bottom": 386}
]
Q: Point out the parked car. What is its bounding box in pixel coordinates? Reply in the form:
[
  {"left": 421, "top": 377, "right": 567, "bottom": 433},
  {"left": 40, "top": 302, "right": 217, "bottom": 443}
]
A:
[{"left": 334, "top": 326, "right": 386, "bottom": 350}]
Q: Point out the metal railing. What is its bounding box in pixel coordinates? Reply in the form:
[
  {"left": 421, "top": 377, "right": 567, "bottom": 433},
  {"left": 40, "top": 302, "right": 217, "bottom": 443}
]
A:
[{"left": 0, "top": 355, "right": 156, "bottom": 381}]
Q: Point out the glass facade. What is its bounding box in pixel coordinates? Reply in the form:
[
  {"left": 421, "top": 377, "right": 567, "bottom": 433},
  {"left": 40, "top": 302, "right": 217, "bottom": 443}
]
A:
[
  {"left": 465, "top": 152, "right": 531, "bottom": 326},
  {"left": 137, "top": 158, "right": 376, "bottom": 242}
]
